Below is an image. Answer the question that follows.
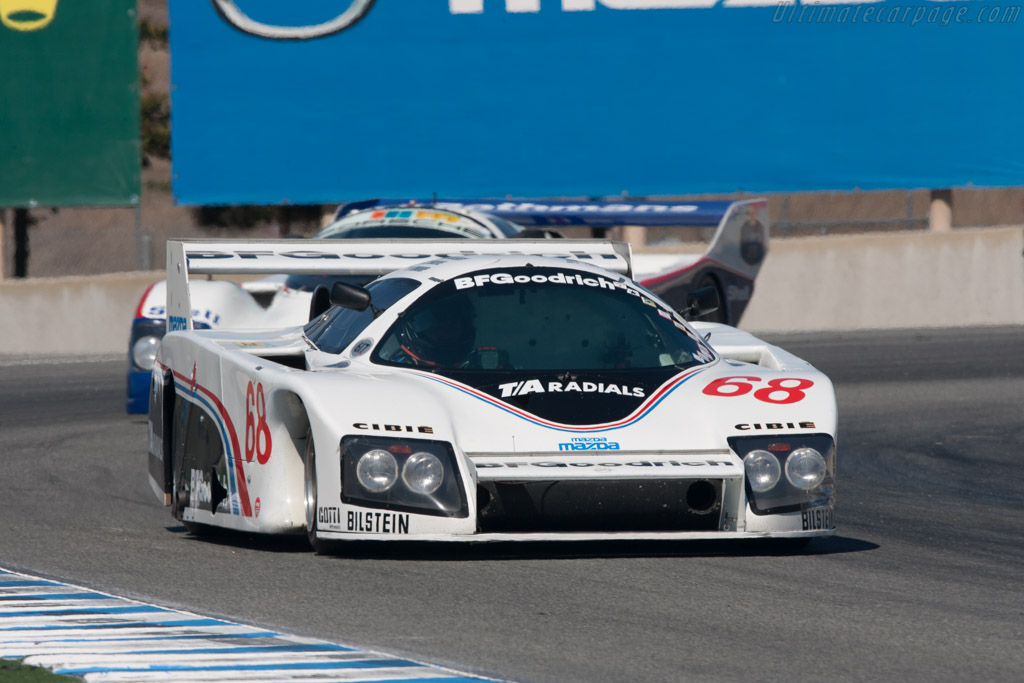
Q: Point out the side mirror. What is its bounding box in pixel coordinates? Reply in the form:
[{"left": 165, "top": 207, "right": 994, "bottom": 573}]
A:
[
  {"left": 309, "top": 284, "right": 332, "bottom": 321},
  {"left": 680, "top": 286, "right": 720, "bottom": 320},
  {"left": 330, "top": 281, "right": 372, "bottom": 312}
]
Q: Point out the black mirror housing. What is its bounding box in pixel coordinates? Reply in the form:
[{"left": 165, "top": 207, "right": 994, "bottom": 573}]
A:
[
  {"left": 330, "top": 281, "right": 372, "bottom": 312},
  {"left": 681, "top": 286, "right": 720, "bottom": 320}
]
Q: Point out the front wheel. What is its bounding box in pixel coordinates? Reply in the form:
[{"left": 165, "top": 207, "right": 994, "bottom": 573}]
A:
[{"left": 304, "top": 431, "right": 331, "bottom": 554}]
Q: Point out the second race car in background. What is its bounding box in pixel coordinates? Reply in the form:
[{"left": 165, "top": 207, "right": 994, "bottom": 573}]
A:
[{"left": 127, "top": 199, "right": 768, "bottom": 412}]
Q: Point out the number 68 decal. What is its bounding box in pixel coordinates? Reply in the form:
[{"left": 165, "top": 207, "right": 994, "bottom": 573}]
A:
[
  {"left": 244, "top": 381, "right": 272, "bottom": 464},
  {"left": 702, "top": 376, "right": 813, "bottom": 405}
]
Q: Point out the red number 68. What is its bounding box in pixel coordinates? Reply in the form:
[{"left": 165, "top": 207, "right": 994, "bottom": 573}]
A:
[
  {"left": 244, "top": 381, "right": 273, "bottom": 464},
  {"left": 702, "top": 376, "right": 813, "bottom": 405}
]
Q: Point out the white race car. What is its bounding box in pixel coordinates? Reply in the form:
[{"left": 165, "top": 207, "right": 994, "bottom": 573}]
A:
[
  {"left": 148, "top": 237, "right": 835, "bottom": 550},
  {"left": 127, "top": 200, "right": 768, "bottom": 412}
]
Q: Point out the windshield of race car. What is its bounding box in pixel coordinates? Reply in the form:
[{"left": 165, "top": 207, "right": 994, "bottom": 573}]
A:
[{"left": 373, "top": 266, "right": 715, "bottom": 372}]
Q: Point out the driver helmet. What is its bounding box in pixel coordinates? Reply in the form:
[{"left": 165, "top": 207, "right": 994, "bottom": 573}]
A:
[{"left": 398, "top": 295, "right": 475, "bottom": 367}]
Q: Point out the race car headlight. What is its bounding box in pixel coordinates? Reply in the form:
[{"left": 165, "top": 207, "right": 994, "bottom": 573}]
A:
[
  {"left": 402, "top": 452, "right": 444, "bottom": 495},
  {"left": 341, "top": 435, "right": 468, "bottom": 518},
  {"left": 356, "top": 449, "right": 398, "bottom": 493},
  {"left": 128, "top": 318, "right": 167, "bottom": 371},
  {"left": 785, "top": 447, "right": 826, "bottom": 490},
  {"left": 744, "top": 450, "right": 781, "bottom": 493},
  {"left": 729, "top": 434, "right": 835, "bottom": 515},
  {"left": 131, "top": 335, "right": 161, "bottom": 371}
]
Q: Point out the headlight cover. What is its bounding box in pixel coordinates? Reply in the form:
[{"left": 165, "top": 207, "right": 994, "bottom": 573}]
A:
[
  {"left": 785, "top": 447, "right": 826, "bottom": 490},
  {"left": 341, "top": 435, "right": 467, "bottom": 518},
  {"left": 128, "top": 318, "right": 167, "bottom": 371},
  {"left": 131, "top": 335, "right": 161, "bottom": 371},
  {"left": 744, "top": 450, "right": 781, "bottom": 493},
  {"left": 355, "top": 449, "right": 399, "bottom": 493},
  {"left": 402, "top": 451, "right": 445, "bottom": 495},
  {"left": 729, "top": 434, "right": 835, "bottom": 515}
]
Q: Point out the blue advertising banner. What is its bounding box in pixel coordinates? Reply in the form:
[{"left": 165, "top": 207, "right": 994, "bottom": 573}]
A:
[{"left": 168, "top": 1, "right": 1023, "bottom": 204}]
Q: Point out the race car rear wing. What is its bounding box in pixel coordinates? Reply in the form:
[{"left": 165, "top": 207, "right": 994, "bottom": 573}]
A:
[
  {"left": 164, "top": 238, "right": 632, "bottom": 332},
  {"left": 334, "top": 198, "right": 770, "bottom": 280},
  {"left": 336, "top": 198, "right": 753, "bottom": 227}
]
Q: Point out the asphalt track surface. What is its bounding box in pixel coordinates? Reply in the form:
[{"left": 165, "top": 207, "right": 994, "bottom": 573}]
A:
[{"left": 1, "top": 326, "right": 1022, "bottom": 683}]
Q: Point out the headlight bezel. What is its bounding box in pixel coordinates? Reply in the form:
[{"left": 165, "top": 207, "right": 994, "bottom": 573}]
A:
[
  {"left": 341, "top": 435, "right": 468, "bottom": 518},
  {"left": 729, "top": 434, "right": 835, "bottom": 515}
]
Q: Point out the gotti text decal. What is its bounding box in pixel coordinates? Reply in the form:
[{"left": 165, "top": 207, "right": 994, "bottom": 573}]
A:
[
  {"left": 499, "top": 379, "right": 645, "bottom": 399},
  {"left": 319, "top": 506, "right": 342, "bottom": 525}
]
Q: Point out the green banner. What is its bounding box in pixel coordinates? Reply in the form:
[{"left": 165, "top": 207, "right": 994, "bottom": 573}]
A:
[{"left": 0, "top": 0, "right": 140, "bottom": 207}]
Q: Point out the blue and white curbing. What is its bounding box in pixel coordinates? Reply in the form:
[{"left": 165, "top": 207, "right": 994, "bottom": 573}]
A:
[{"left": 0, "top": 568, "right": 498, "bottom": 682}]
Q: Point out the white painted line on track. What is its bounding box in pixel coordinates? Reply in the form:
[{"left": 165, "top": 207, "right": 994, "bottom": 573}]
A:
[
  {"left": 0, "top": 568, "right": 501, "bottom": 683},
  {"left": 0, "top": 354, "right": 122, "bottom": 367}
]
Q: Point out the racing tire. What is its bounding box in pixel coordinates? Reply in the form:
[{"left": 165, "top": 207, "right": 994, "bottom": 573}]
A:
[
  {"left": 304, "top": 431, "right": 329, "bottom": 554},
  {"left": 695, "top": 275, "right": 727, "bottom": 324}
]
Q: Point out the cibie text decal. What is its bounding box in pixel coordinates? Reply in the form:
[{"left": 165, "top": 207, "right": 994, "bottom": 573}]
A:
[
  {"left": 559, "top": 437, "right": 621, "bottom": 451},
  {"left": 499, "top": 379, "right": 645, "bottom": 398}
]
